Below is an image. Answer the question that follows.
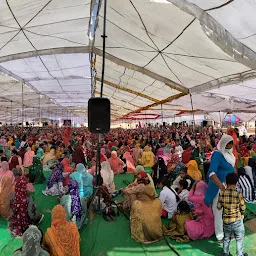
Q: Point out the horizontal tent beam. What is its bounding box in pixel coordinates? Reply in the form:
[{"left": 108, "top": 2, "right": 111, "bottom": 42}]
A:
[
  {"left": 190, "top": 70, "right": 256, "bottom": 94},
  {"left": 95, "top": 77, "right": 159, "bottom": 103},
  {"left": 93, "top": 47, "right": 188, "bottom": 94},
  {"left": 116, "top": 92, "right": 186, "bottom": 120},
  {"left": 0, "top": 46, "right": 90, "bottom": 64}
]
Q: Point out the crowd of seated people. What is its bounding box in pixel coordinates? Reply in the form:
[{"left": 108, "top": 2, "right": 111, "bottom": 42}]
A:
[{"left": 0, "top": 124, "right": 254, "bottom": 255}]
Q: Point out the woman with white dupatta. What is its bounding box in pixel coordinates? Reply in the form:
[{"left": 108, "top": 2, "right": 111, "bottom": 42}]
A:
[
  {"left": 100, "top": 161, "right": 115, "bottom": 193},
  {"left": 204, "top": 134, "right": 236, "bottom": 242}
]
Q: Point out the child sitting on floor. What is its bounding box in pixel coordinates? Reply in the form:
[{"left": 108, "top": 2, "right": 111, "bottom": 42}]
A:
[
  {"left": 165, "top": 201, "right": 192, "bottom": 242},
  {"left": 172, "top": 166, "right": 195, "bottom": 190},
  {"left": 178, "top": 180, "right": 193, "bottom": 208}
]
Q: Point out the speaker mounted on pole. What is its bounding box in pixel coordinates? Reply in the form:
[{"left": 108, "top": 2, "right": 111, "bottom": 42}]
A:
[{"left": 88, "top": 97, "right": 110, "bottom": 133}]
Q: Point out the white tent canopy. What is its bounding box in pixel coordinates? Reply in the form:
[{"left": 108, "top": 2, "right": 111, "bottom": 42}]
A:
[{"left": 0, "top": 0, "right": 256, "bottom": 123}]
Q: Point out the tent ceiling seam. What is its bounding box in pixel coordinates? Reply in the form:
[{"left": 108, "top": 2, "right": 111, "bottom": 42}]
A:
[
  {"left": 128, "top": 0, "right": 160, "bottom": 51},
  {"left": 95, "top": 77, "right": 159, "bottom": 102},
  {"left": 205, "top": 0, "right": 234, "bottom": 11},
  {"left": 116, "top": 92, "right": 186, "bottom": 121},
  {"left": 93, "top": 47, "right": 188, "bottom": 93}
]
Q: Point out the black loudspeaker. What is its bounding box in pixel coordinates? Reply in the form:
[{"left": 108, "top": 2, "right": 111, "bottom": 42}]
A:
[
  {"left": 163, "top": 122, "right": 166, "bottom": 127},
  {"left": 202, "top": 120, "right": 208, "bottom": 127},
  {"left": 88, "top": 97, "right": 110, "bottom": 133},
  {"left": 26, "top": 122, "right": 29, "bottom": 126}
]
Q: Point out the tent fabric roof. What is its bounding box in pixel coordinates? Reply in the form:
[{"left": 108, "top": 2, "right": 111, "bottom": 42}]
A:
[{"left": 0, "top": 0, "right": 255, "bottom": 123}]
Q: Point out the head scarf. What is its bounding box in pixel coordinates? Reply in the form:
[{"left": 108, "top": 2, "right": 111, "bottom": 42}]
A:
[
  {"left": 101, "top": 161, "right": 114, "bottom": 187},
  {"left": 47, "top": 162, "right": 64, "bottom": 189},
  {"left": 217, "top": 134, "right": 235, "bottom": 167},
  {"left": 21, "top": 225, "right": 43, "bottom": 256},
  {"left": 169, "top": 153, "right": 180, "bottom": 166},
  {"left": 111, "top": 151, "right": 118, "bottom": 158},
  {"left": 1, "top": 161, "right": 9, "bottom": 171},
  {"left": 51, "top": 205, "right": 80, "bottom": 256},
  {"left": 135, "top": 165, "right": 144, "bottom": 175},
  {"left": 136, "top": 171, "right": 149, "bottom": 184},
  {"left": 11, "top": 176, "right": 29, "bottom": 236},
  {"left": 194, "top": 181, "right": 208, "bottom": 197},
  {"left": 76, "top": 163, "right": 86, "bottom": 174},
  {"left": 186, "top": 160, "right": 202, "bottom": 181},
  {"left": 68, "top": 180, "right": 82, "bottom": 220},
  {"left": 156, "top": 148, "right": 168, "bottom": 165}
]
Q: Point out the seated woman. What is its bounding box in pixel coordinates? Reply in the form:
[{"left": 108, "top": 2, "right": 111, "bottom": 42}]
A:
[
  {"left": 0, "top": 161, "right": 15, "bottom": 187},
  {"left": 152, "top": 157, "right": 168, "bottom": 184},
  {"left": 9, "top": 176, "right": 43, "bottom": 236},
  {"left": 130, "top": 185, "right": 163, "bottom": 243},
  {"left": 70, "top": 163, "right": 93, "bottom": 199},
  {"left": 168, "top": 152, "right": 181, "bottom": 183},
  {"left": 122, "top": 147, "right": 136, "bottom": 173},
  {"left": 60, "top": 180, "right": 87, "bottom": 230},
  {"left": 41, "top": 147, "right": 58, "bottom": 175},
  {"left": 186, "top": 160, "right": 202, "bottom": 181},
  {"left": 0, "top": 177, "right": 12, "bottom": 218},
  {"left": 100, "top": 161, "right": 115, "bottom": 193},
  {"left": 157, "top": 179, "right": 179, "bottom": 219},
  {"left": 9, "top": 149, "right": 23, "bottom": 172},
  {"left": 134, "top": 165, "right": 156, "bottom": 195},
  {"left": 108, "top": 151, "right": 125, "bottom": 175},
  {"left": 122, "top": 171, "right": 151, "bottom": 210},
  {"left": 140, "top": 146, "right": 155, "bottom": 168},
  {"left": 237, "top": 167, "right": 255, "bottom": 202},
  {"left": 61, "top": 158, "right": 74, "bottom": 186},
  {"left": 165, "top": 201, "right": 192, "bottom": 242},
  {"left": 44, "top": 205, "right": 80, "bottom": 256},
  {"left": 43, "top": 162, "right": 66, "bottom": 196},
  {"left": 27, "top": 157, "right": 45, "bottom": 184},
  {"left": 13, "top": 225, "right": 49, "bottom": 256},
  {"left": 23, "top": 147, "right": 35, "bottom": 168},
  {"left": 185, "top": 181, "right": 214, "bottom": 240}
]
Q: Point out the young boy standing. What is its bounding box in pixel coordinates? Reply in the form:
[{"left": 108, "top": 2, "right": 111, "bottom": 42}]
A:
[{"left": 217, "top": 173, "right": 248, "bottom": 256}]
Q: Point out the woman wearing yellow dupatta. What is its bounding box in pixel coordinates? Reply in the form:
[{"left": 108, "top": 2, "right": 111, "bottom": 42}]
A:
[
  {"left": 44, "top": 205, "right": 80, "bottom": 256},
  {"left": 186, "top": 160, "right": 202, "bottom": 181},
  {"left": 0, "top": 176, "right": 12, "bottom": 217}
]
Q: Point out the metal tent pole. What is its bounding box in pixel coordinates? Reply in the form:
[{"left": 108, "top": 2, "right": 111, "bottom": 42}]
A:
[
  {"left": 11, "top": 100, "right": 13, "bottom": 125},
  {"left": 100, "top": 0, "right": 107, "bottom": 97},
  {"left": 190, "top": 93, "right": 195, "bottom": 130},
  {"left": 22, "top": 83, "right": 24, "bottom": 128}
]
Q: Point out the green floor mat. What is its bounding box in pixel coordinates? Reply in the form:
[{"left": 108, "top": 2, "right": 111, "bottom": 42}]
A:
[{"left": 1, "top": 174, "right": 256, "bottom": 256}]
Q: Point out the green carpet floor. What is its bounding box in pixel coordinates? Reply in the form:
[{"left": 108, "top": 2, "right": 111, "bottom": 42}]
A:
[{"left": 0, "top": 174, "right": 256, "bottom": 256}]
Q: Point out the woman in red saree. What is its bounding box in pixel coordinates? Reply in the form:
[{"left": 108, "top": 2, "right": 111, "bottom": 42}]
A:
[{"left": 227, "top": 128, "right": 238, "bottom": 168}]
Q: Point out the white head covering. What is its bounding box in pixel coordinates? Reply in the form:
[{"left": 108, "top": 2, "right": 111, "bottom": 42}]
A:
[
  {"left": 217, "top": 134, "right": 235, "bottom": 167},
  {"left": 190, "top": 140, "right": 196, "bottom": 147},
  {"left": 22, "top": 225, "right": 43, "bottom": 256},
  {"left": 100, "top": 161, "right": 115, "bottom": 192}
]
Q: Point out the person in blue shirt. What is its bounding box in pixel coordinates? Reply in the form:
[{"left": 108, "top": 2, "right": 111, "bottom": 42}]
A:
[{"left": 204, "top": 134, "right": 235, "bottom": 242}]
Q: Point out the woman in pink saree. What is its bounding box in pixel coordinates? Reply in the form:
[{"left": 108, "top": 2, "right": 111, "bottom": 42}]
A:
[
  {"left": 108, "top": 151, "right": 124, "bottom": 175},
  {"left": 185, "top": 181, "right": 214, "bottom": 240},
  {"left": 0, "top": 161, "right": 15, "bottom": 186},
  {"left": 23, "top": 147, "right": 35, "bottom": 168},
  {"left": 123, "top": 147, "right": 135, "bottom": 173}
]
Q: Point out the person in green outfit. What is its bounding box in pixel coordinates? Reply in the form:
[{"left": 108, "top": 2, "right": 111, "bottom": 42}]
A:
[{"left": 27, "top": 157, "right": 45, "bottom": 184}]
